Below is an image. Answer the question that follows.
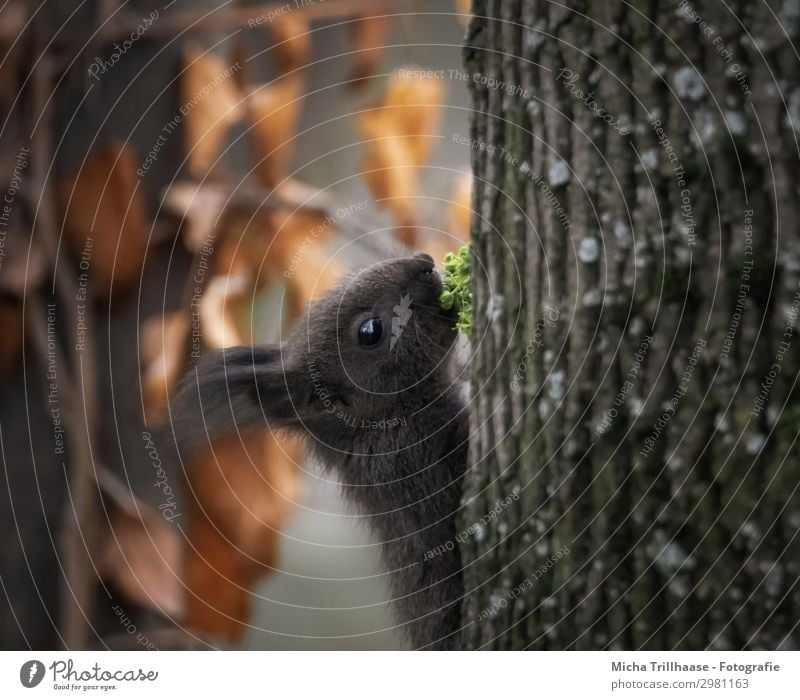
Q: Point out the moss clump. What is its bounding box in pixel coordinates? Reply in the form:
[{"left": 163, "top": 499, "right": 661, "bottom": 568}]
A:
[{"left": 440, "top": 243, "right": 472, "bottom": 334}]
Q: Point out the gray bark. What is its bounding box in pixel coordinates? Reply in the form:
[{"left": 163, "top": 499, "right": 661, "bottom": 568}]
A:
[{"left": 461, "top": 0, "right": 800, "bottom": 650}]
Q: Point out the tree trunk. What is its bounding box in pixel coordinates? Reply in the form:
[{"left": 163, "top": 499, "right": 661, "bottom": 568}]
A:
[{"left": 461, "top": 0, "right": 800, "bottom": 650}]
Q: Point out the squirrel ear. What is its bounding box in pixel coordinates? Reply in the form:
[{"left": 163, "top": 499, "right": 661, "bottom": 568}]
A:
[{"left": 167, "top": 344, "right": 306, "bottom": 458}]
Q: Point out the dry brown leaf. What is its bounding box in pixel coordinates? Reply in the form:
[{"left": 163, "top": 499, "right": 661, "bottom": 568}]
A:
[
  {"left": 184, "top": 429, "right": 302, "bottom": 641},
  {"left": 246, "top": 74, "right": 305, "bottom": 189},
  {"left": 214, "top": 196, "right": 325, "bottom": 286},
  {"left": 183, "top": 46, "right": 244, "bottom": 176},
  {"left": 199, "top": 272, "right": 251, "bottom": 349},
  {"left": 265, "top": 206, "right": 334, "bottom": 268},
  {"left": 360, "top": 133, "right": 418, "bottom": 243},
  {"left": 58, "top": 142, "right": 149, "bottom": 302},
  {"left": 214, "top": 206, "right": 273, "bottom": 280},
  {"left": 449, "top": 171, "right": 472, "bottom": 241},
  {"left": 284, "top": 242, "right": 341, "bottom": 322},
  {"left": 273, "top": 177, "right": 334, "bottom": 212},
  {"left": 0, "top": 222, "right": 46, "bottom": 298},
  {"left": 184, "top": 513, "right": 256, "bottom": 640},
  {"left": 270, "top": 13, "right": 311, "bottom": 74},
  {"left": 141, "top": 311, "right": 191, "bottom": 424},
  {"left": 189, "top": 431, "right": 302, "bottom": 547},
  {"left": 348, "top": 14, "right": 390, "bottom": 87},
  {"left": 162, "top": 181, "right": 229, "bottom": 253},
  {"left": 361, "top": 69, "right": 444, "bottom": 166},
  {"left": 100, "top": 505, "right": 184, "bottom": 619},
  {"left": 253, "top": 205, "right": 340, "bottom": 318},
  {"left": 359, "top": 70, "right": 444, "bottom": 246},
  {"left": 164, "top": 177, "right": 335, "bottom": 268}
]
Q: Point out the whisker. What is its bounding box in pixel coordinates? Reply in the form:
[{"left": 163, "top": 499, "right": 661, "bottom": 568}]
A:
[
  {"left": 413, "top": 304, "right": 458, "bottom": 323},
  {"left": 412, "top": 321, "right": 452, "bottom": 356}
]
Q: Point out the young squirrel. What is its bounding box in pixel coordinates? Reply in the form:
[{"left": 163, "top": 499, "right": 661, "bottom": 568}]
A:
[{"left": 170, "top": 253, "right": 469, "bottom": 649}]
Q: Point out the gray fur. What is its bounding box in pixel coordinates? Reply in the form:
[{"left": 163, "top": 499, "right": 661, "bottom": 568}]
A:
[{"left": 169, "top": 254, "right": 468, "bottom": 649}]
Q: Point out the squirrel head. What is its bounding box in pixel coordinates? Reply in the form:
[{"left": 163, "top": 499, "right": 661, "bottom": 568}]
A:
[
  {"left": 299, "top": 252, "right": 457, "bottom": 407},
  {"left": 170, "top": 253, "right": 460, "bottom": 455}
]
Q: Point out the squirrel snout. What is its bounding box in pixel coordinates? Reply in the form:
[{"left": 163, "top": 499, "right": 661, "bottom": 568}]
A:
[
  {"left": 409, "top": 253, "right": 436, "bottom": 279},
  {"left": 408, "top": 260, "right": 443, "bottom": 307}
]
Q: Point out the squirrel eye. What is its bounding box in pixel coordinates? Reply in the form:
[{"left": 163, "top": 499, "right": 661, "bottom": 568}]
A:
[{"left": 358, "top": 318, "right": 383, "bottom": 347}]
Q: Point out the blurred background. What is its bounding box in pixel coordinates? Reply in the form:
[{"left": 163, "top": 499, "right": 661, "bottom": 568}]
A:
[{"left": 0, "top": 0, "right": 473, "bottom": 649}]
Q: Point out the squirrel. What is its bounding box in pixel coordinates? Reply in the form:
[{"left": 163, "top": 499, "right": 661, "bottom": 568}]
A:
[{"left": 169, "top": 253, "right": 469, "bottom": 650}]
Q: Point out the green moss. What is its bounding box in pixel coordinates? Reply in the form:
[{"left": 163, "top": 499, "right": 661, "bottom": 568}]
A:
[{"left": 440, "top": 243, "right": 473, "bottom": 334}]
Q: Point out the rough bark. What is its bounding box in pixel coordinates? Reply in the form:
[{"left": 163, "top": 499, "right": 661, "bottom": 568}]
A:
[{"left": 461, "top": 0, "right": 800, "bottom": 650}]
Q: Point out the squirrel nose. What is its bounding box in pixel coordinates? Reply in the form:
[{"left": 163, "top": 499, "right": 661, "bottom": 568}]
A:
[{"left": 412, "top": 253, "right": 435, "bottom": 273}]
